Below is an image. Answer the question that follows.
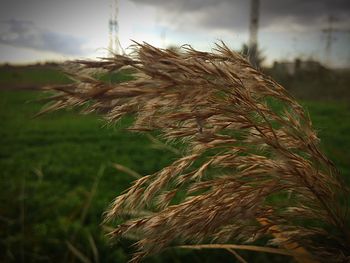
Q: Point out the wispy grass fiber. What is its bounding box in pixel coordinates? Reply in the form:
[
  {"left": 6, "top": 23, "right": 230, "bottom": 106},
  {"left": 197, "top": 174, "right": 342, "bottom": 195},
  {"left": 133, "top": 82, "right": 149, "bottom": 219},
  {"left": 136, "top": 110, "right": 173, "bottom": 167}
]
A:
[{"left": 40, "top": 42, "right": 349, "bottom": 263}]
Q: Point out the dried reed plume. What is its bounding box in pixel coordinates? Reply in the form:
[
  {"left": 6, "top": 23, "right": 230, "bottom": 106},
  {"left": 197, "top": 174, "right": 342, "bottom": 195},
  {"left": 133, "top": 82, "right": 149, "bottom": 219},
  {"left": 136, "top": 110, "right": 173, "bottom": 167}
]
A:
[{"left": 40, "top": 42, "right": 349, "bottom": 262}]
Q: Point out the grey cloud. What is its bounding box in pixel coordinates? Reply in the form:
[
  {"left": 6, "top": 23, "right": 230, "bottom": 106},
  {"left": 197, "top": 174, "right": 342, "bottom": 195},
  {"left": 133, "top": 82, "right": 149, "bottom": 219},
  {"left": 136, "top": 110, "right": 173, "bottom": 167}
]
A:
[
  {"left": 0, "top": 19, "right": 87, "bottom": 55},
  {"left": 130, "top": 0, "right": 350, "bottom": 32},
  {"left": 261, "top": 0, "right": 350, "bottom": 28}
]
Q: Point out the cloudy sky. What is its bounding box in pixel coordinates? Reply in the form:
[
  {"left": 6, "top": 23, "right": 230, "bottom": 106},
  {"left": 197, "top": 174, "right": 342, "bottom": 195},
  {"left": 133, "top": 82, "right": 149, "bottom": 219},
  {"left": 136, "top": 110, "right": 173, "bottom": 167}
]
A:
[{"left": 0, "top": 0, "right": 349, "bottom": 67}]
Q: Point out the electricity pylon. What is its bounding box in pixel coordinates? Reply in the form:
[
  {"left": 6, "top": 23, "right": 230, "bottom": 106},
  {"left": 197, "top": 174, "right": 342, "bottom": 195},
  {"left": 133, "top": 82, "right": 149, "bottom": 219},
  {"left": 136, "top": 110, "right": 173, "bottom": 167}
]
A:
[
  {"left": 109, "top": 0, "right": 123, "bottom": 56},
  {"left": 248, "top": 0, "right": 260, "bottom": 68}
]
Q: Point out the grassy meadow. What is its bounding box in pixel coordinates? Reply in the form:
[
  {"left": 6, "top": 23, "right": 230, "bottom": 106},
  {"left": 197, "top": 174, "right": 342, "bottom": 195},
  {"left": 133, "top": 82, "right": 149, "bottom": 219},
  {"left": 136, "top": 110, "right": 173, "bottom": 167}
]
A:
[{"left": 0, "top": 65, "right": 349, "bottom": 262}]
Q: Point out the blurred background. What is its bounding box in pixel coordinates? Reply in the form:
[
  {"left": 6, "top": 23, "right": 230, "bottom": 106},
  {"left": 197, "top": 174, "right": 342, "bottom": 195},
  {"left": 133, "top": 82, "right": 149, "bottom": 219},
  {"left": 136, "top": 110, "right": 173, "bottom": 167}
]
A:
[{"left": 0, "top": 0, "right": 349, "bottom": 262}]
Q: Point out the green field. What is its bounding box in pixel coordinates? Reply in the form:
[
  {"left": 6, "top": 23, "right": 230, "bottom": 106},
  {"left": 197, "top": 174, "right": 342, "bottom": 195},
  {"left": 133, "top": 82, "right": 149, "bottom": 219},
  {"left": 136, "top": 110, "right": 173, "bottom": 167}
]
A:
[
  {"left": 1, "top": 66, "right": 349, "bottom": 262},
  {"left": 0, "top": 65, "right": 71, "bottom": 88}
]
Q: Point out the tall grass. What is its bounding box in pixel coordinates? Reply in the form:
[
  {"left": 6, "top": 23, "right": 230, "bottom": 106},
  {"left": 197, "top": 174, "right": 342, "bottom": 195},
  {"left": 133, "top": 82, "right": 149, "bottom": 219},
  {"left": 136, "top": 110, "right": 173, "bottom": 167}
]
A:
[{"left": 40, "top": 42, "right": 349, "bottom": 262}]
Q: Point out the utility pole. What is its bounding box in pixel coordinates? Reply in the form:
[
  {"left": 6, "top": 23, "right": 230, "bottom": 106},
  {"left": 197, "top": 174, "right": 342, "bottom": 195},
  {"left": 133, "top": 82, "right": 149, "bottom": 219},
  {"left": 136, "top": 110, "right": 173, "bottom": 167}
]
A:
[
  {"left": 109, "top": 0, "right": 123, "bottom": 56},
  {"left": 248, "top": 0, "right": 260, "bottom": 68}
]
